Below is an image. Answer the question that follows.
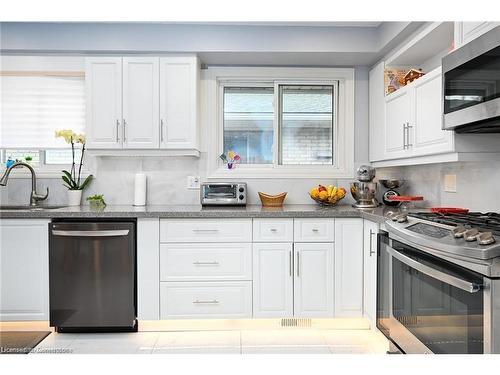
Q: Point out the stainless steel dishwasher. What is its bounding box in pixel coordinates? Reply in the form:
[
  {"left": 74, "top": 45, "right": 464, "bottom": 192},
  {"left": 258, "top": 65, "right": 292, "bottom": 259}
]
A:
[{"left": 49, "top": 220, "right": 137, "bottom": 332}]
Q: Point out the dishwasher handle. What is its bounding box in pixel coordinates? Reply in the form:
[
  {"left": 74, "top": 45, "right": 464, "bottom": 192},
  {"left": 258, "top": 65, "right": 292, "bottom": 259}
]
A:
[{"left": 52, "top": 229, "right": 130, "bottom": 237}]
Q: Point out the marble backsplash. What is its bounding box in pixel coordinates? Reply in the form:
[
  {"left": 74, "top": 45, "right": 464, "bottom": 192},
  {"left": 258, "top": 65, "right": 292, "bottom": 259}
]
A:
[{"left": 0, "top": 153, "right": 360, "bottom": 207}]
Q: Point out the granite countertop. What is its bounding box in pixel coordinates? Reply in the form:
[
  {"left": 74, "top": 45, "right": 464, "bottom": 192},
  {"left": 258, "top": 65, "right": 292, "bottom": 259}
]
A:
[{"left": 0, "top": 204, "right": 403, "bottom": 223}]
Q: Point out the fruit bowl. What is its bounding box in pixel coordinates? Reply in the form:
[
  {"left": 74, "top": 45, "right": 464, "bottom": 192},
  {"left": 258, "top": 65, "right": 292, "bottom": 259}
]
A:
[{"left": 309, "top": 185, "right": 346, "bottom": 206}]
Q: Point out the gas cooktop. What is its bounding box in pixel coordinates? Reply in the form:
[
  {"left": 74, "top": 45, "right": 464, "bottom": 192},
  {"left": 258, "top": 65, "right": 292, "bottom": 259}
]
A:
[{"left": 408, "top": 212, "right": 500, "bottom": 236}]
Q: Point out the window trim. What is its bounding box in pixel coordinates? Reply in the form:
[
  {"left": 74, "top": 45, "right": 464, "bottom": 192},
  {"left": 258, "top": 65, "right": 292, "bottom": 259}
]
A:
[{"left": 204, "top": 66, "right": 355, "bottom": 179}]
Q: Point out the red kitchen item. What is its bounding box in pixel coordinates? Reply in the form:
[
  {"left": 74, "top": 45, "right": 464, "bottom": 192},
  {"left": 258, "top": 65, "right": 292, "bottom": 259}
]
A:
[
  {"left": 388, "top": 195, "right": 424, "bottom": 201},
  {"left": 430, "top": 207, "right": 469, "bottom": 214}
]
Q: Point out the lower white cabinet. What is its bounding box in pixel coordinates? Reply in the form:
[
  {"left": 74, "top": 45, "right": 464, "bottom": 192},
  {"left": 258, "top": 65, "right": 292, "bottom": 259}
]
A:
[
  {"left": 363, "top": 220, "right": 379, "bottom": 327},
  {"left": 334, "top": 219, "right": 364, "bottom": 317},
  {"left": 160, "top": 281, "right": 252, "bottom": 319},
  {"left": 252, "top": 243, "right": 293, "bottom": 317},
  {"left": 0, "top": 219, "right": 49, "bottom": 321},
  {"left": 294, "top": 242, "right": 334, "bottom": 317}
]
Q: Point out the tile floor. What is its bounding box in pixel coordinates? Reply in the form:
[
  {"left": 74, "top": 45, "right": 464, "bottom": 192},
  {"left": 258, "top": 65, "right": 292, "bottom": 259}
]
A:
[{"left": 31, "top": 329, "right": 389, "bottom": 354}]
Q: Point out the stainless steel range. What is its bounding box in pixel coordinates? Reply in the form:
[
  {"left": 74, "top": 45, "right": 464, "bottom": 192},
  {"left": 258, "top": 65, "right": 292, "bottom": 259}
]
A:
[{"left": 377, "top": 211, "right": 500, "bottom": 354}]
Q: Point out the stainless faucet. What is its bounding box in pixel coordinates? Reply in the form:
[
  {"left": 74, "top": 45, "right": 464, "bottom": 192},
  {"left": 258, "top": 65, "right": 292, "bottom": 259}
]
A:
[{"left": 0, "top": 161, "right": 49, "bottom": 206}]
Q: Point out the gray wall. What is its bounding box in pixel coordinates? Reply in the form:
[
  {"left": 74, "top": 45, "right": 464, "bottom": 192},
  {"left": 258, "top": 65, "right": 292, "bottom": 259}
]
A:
[{"left": 0, "top": 67, "right": 369, "bottom": 207}]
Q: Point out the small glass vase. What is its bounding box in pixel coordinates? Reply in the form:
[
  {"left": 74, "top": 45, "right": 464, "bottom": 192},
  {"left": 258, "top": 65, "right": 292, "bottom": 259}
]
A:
[{"left": 67, "top": 190, "right": 82, "bottom": 206}]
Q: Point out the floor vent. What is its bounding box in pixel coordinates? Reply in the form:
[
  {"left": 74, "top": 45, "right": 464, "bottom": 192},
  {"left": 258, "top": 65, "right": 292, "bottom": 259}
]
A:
[{"left": 280, "top": 318, "right": 312, "bottom": 328}]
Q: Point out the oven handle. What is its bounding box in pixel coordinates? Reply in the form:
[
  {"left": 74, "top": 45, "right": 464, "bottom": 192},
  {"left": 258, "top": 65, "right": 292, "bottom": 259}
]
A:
[
  {"left": 52, "top": 230, "right": 130, "bottom": 237},
  {"left": 386, "top": 246, "right": 483, "bottom": 293}
]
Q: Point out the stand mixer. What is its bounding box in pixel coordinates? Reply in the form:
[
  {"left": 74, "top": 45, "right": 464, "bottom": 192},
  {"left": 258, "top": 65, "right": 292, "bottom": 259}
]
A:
[{"left": 350, "top": 165, "right": 379, "bottom": 209}]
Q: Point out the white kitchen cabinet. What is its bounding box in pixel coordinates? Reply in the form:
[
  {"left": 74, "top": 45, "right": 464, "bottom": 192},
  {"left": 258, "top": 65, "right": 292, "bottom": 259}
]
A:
[
  {"left": 363, "top": 220, "right": 379, "bottom": 327},
  {"left": 294, "top": 242, "right": 334, "bottom": 317},
  {"left": 412, "top": 67, "right": 453, "bottom": 156},
  {"left": 159, "top": 56, "right": 199, "bottom": 150},
  {"left": 85, "top": 57, "right": 123, "bottom": 149},
  {"left": 334, "top": 219, "right": 363, "bottom": 317},
  {"left": 253, "top": 218, "right": 293, "bottom": 243},
  {"left": 455, "top": 22, "right": 500, "bottom": 48},
  {"left": 122, "top": 57, "right": 160, "bottom": 149},
  {"left": 86, "top": 55, "right": 199, "bottom": 153},
  {"left": 293, "top": 218, "right": 335, "bottom": 242},
  {"left": 385, "top": 87, "right": 412, "bottom": 159},
  {"left": 252, "top": 243, "right": 293, "bottom": 318},
  {"left": 0, "top": 219, "right": 49, "bottom": 321},
  {"left": 369, "top": 61, "right": 386, "bottom": 162}
]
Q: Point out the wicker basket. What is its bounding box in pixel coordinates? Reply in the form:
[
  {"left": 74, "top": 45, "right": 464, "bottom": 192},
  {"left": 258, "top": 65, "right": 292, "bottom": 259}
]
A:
[
  {"left": 309, "top": 194, "right": 344, "bottom": 206},
  {"left": 258, "top": 192, "right": 287, "bottom": 207}
]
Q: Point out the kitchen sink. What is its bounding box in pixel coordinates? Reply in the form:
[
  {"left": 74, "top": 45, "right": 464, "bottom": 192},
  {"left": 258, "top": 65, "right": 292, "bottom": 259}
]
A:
[{"left": 0, "top": 205, "right": 67, "bottom": 211}]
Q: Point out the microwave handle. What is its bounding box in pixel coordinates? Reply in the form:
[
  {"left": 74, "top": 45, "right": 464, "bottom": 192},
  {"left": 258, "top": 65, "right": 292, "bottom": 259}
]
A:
[{"left": 386, "top": 246, "right": 482, "bottom": 293}]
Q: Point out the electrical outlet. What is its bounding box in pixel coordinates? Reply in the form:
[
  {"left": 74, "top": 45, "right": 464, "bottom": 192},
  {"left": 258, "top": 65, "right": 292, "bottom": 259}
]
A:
[
  {"left": 186, "top": 176, "right": 200, "bottom": 189},
  {"left": 443, "top": 174, "right": 457, "bottom": 193}
]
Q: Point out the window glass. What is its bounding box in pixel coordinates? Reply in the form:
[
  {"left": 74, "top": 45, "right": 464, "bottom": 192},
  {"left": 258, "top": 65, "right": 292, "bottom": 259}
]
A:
[
  {"left": 280, "top": 85, "right": 334, "bottom": 165},
  {"left": 223, "top": 87, "right": 274, "bottom": 164},
  {"left": 45, "top": 149, "right": 82, "bottom": 164}
]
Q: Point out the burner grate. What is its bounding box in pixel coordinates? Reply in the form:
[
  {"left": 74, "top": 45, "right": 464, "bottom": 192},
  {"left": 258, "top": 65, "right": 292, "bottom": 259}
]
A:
[{"left": 409, "top": 212, "right": 500, "bottom": 236}]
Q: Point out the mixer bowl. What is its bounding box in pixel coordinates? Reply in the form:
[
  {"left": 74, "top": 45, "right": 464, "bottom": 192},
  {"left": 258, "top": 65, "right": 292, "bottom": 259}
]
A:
[
  {"left": 350, "top": 182, "right": 379, "bottom": 208},
  {"left": 379, "top": 179, "right": 406, "bottom": 189}
]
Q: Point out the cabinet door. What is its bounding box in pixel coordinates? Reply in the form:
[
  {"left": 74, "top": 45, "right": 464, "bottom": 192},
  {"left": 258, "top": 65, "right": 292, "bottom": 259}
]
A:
[
  {"left": 369, "top": 61, "right": 386, "bottom": 162},
  {"left": 294, "top": 243, "right": 334, "bottom": 318},
  {"left": 122, "top": 57, "right": 160, "bottom": 149},
  {"left": 85, "top": 57, "right": 122, "bottom": 149},
  {"left": 412, "top": 67, "right": 454, "bottom": 156},
  {"left": 457, "top": 22, "right": 500, "bottom": 46},
  {"left": 335, "top": 219, "right": 363, "bottom": 317},
  {"left": 159, "top": 56, "right": 199, "bottom": 150},
  {"left": 363, "top": 220, "right": 378, "bottom": 327},
  {"left": 252, "top": 243, "right": 293, "bottom": 318},
  {"left": 0, "top": 220, "right": 49, "bottom": 321},
  {"left": 385, "top": 88, "right": 412, "bottom": 158}
]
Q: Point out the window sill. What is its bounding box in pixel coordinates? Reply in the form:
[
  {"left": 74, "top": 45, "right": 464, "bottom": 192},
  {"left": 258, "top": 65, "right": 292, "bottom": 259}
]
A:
[
  {"left": 0, "top": 168, "right": 91, "bottom": 180},
  {"left": 207, "top": 165, "right": 355, "bottom": 180}
]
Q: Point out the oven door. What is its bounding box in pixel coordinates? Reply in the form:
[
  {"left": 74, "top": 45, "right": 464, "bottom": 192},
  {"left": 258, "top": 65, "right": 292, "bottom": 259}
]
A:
[{"left": 377, "top": 233, "right": 485, "bottom": 354}]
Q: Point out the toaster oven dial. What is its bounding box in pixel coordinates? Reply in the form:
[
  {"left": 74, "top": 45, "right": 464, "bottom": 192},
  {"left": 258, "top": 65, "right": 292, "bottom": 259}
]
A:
[
  {"left": 239, "top": 194, "right": 245, "bottom": 200},
  {"left": 239, "top": 187, "right": 245, "bottom": 192}
]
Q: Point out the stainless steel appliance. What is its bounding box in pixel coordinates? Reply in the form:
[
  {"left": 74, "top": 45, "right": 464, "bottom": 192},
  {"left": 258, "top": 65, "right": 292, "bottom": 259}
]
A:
[
  {"left": 443, "top": 26, "right": 500, "bottom": 132},
  {"left": 350, "top": 165, "right": 379, "bottom": 209},
  {"left": 377, "top": 211, "right": 500, "bottom": 353},
  {"left": 49, "top": 220, "right": 137, "bottom": 332},
  {"left": 200, "top": 182, "right": 247, "bottom": 206},
  {"left": 379, "top": 179, "right": 406, "bottom": 207}
]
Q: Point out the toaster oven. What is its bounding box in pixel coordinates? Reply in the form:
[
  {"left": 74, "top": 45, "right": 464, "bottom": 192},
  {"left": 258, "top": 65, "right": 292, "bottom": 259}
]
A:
[{"left": 200, "top": 182, "right": 247, "bottom": 206}]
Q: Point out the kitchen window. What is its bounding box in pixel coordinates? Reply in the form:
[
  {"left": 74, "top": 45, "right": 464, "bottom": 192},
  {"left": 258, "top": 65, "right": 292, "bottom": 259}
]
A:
[
  {"left": 0, "top": 72, "right": 86, "bottom": 175},
  {"left": 205, "top": 67, "right": 354, "bottom": 179}
]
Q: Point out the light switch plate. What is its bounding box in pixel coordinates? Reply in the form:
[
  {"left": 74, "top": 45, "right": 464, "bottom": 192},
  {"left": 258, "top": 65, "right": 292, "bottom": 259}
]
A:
[
  {"left": 186, "top": 176, "right": 200, "bottom": 189},
  {"left": 443, "top": 174, "right": 457, "bottom": 193}
]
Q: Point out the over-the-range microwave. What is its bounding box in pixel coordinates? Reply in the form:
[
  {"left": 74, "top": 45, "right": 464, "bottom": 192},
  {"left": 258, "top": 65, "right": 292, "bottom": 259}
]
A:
[{"left": 442, "top": 26, "right": 500, "bottom": 133}]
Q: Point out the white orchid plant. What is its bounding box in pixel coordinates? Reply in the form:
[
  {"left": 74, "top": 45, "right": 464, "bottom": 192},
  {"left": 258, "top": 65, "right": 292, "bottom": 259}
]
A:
[{"left": 55, "top": 130, "right": 93, "bottom": 191}]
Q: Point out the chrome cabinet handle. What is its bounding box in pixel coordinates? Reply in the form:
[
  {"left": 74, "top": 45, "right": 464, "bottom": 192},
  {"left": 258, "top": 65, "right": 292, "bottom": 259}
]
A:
[
  {"left": 406, "top": 123, "right": 413, "bottom": 147},
  {"left": 289, "top": 250, "right": 292, "bottom": 277},
  {"left": 296, "top": 251, "right": 300, "bottom": 277},
  {"left": 312, "top": 228, "right": 319, "bottom": 232},
  {"left": 193, "top": 300, "right": 219, "bottom": 305},
  {"left": 160, "top": 119, "right": 165, "bottom": 142},
  {"left": 192, "top": 229, "right": 220, "bottom": 233},
  {"left": 116, "top": 120, "right": 120, "bottom": 142},
  {"left": 122, "top": 119, "right": 127, "bottom": 142},
  {"left": 386, "top": 246, "right": 482, "bottom": 293},
  {"left": 52, "top": 230, "right": 129, "bottom": 237},
  {"left": 403, "top": 123, "right": 407, "bottom": 149},
  {"left": 193, "top": 261, "right": 220, "bottom": 266},
  {"left": 369, "top": 230, "right": 376, "bottom": 256},
  {"left": 270, "top": 228, "right": 277, "bottom": 232}
]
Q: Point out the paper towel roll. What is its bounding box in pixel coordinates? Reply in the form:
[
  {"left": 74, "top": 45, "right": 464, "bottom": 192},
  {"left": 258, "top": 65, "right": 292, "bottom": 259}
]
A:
[{"left": 134, "top": 173, "right": 147, "bottom": 206}]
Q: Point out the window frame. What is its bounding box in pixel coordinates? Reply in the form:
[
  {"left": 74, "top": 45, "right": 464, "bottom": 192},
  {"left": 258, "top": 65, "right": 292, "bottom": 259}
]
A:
[{"left": 204, "top": 66, "right": 355, "bottom": 179}]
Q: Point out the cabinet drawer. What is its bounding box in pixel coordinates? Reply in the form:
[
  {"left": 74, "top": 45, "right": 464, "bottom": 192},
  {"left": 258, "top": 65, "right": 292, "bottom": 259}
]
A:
[
  {"left": 160, "top": 281, "right": 252, "bottom": 319},
  {"left": 160, "top": 219, "right": 252, "bottom": 243},
  {"left": 294, "top": 219, "right": 335, "bottom": 242},
  {"left": 253, "top": 219, "right": 293, "bottom": 242},
  {"left": 160, "top": 243, "right": 252, "bottom": 281}
]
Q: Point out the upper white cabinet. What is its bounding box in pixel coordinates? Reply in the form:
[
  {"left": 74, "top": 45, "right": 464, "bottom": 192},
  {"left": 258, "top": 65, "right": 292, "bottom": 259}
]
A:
[
  {"left": 334, "top": 219, "right": 363, "bottom": 317},
  {"left": 160, "top": 57, "right": 199, "bottom": 150},
  {"left": 455, "top": 22, "right": 500, "bottom": 48},
  {"left": 0, "top": 219, "right": 49, "bottom": 321},
  {"left": 86, "top": 55, "right": 200, "bottom": 153},
  {"left": 85, "top": 57, "right": 123, "bottom": 149},
  {"left": 122, "top": 57, "right": 160, "bottom": 149},
  {"left": 385, "top": 88, "right": 412, "bottom": 159}
]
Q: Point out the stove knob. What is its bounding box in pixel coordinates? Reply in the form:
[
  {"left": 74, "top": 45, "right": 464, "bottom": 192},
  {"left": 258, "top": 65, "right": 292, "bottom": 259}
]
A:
[
  {"left": 477, "top": 232, "right": 496, "bottom": 246},
  {"left": 452, "top": 226, "right": 467, "bottom": 238},
  {"left": 464, "top": 228, "right": 480, "bottom": 242},
  {"left": 396, "top": 214, "right": 408, "bottom": 223}
]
